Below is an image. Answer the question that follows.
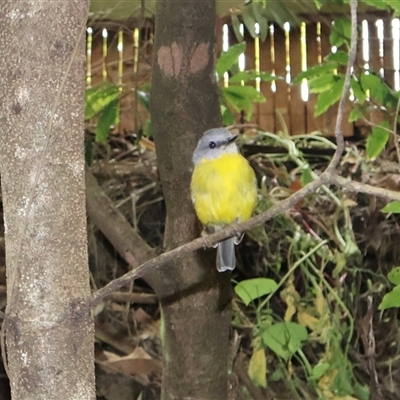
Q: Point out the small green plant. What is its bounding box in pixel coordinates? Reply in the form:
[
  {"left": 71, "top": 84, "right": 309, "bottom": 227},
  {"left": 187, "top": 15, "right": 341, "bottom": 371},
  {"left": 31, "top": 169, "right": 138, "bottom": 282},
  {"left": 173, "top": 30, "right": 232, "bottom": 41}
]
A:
[
  {"left": 85, "top": 82, "right": 120, "bottom": 143},
  {"left": 379, "top": 266, "right": 400, "bottom": 310},
  {"left": 379, "top": 202, "right": 400, "bottom": 310},
  {"left": 216, "top": 42, "right": 276, "bottom": 125}
]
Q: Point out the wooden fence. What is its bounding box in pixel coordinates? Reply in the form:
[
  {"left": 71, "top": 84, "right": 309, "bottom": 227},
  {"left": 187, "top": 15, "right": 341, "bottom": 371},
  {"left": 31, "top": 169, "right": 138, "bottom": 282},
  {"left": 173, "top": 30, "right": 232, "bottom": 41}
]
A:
[{"left": 86, "top": 14, "right": 400, "bottom": 137}]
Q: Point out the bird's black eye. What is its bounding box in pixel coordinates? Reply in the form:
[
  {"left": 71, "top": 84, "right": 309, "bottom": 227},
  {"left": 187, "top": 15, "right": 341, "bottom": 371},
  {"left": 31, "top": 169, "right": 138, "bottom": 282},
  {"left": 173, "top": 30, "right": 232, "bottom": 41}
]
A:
[{"left": 209, "top": 141, "right": 216, "bottom": 149}]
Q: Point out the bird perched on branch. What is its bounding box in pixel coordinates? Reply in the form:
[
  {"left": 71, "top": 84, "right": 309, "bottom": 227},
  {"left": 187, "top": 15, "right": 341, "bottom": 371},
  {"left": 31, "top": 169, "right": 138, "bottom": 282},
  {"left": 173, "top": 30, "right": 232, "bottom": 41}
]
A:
[{"left": 191, "top": 128, "right": 257, "bottom": 272}]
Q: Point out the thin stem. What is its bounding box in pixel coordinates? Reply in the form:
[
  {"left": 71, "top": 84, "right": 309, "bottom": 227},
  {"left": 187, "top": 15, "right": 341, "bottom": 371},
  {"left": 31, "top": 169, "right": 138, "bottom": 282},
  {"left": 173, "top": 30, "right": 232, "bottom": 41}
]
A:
[{"left": 326, "top": 0, "right": 358, "bottom": 173}]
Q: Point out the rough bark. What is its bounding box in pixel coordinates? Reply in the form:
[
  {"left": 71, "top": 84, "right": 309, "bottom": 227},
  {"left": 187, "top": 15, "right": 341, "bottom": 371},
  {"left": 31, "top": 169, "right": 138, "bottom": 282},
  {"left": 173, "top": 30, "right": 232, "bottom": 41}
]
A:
[
  {"left": 0, "top": 2, "right": 95, "bottom": 399},
  {"left": 150, "top": 1, "right": 232, "bottom": 398}
]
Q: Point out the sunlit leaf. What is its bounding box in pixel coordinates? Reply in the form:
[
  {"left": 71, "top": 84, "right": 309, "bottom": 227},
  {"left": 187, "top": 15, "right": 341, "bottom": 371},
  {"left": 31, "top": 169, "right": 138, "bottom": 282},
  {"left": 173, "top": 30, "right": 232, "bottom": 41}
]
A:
[
  {"left": 388, "top": 267, "right": 400, "bottom": 285},
  {"left": 379, "top": 286, "right": 400, "bottom": 310},
  {"left": 310, "top": 362, "right": 330, "bottom": 381},
  {"left": 216, "top": 42, "right": 246, "bottom": 77},
  {"left": 259, "top": 71, "right": 278, "bottom": 82},
  {"left": 361, "top": 0, "right": 390, "bottom": 10},
  {"left": 221, "top": 85, "right": 265, "bottom": 117},
  {"left": 330, "top": 18, "right": 351, "bottom": 47},
  {"left": 300, "top": 165, "right": 313, "bottom": 186},
  {"left": 308, "top": 74, "right": 336, "bottom": 94},
  {"left": 349, "top": 108, "right": 363, "bottom": 122},
  {"left": 366, "top": 121, "right": 390, "bottom": 159},
  {"left": 381, "top": 201, "right": 400, "bottom": 213},
  {"left": 350, "top": 79, "right": 367, "bottom": 105},
  {"left": 85, "top": 83, "right": 120, "bottom": 120},
  {"left": 261, "top": 322, "right": 308, "bottom": 361},
  {"left": 325, "top": 50, "right": 348, "bottom": 65},
  {"left": 313, "top": 0, "right": 327, "bottom": 9},
  {"left": 293, "top": 63, "right": 336, "bottom": 84},
  {"left": 360, "top": 72, "right": 395, "bottom": 106},
  {"left": 95, "top": 99, "right": 119, "bottom": 143},
  {"left": 229, "top": 70, "right": 258, "bottom": 83},
  {"left": 234, "top": 278, "right": 278, "bottom": 306},
  {"left": 221, "top": 105, "right": 235, "bottom": 126},
  {"left": 314, "top": 76, "right": 344, "bottom": 116}
]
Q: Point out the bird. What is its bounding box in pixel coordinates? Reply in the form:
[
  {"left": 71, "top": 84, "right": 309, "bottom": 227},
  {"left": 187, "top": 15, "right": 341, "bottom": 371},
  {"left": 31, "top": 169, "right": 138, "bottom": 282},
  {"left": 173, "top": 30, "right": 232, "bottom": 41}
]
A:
[{"left": 190, "top": 128, "right": 257, "bottom": 272}]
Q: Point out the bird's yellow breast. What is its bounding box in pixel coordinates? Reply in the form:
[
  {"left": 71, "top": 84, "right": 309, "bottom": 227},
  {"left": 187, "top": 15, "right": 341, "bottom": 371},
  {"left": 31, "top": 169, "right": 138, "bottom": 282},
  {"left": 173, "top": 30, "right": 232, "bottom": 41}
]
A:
[{"left": 191, "top": 153, "right": 257, "bottom": 226}]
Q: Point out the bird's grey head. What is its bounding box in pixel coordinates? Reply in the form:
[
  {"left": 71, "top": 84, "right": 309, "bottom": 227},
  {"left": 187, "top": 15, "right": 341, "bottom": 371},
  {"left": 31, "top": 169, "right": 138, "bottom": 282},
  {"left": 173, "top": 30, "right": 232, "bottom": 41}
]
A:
[{"left": 192, "top": 128, "right": 238, "bottom": 165}]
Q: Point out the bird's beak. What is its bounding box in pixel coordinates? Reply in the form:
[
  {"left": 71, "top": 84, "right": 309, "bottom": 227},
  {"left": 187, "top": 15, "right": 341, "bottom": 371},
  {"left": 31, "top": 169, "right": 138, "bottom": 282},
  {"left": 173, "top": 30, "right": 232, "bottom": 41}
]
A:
[{"left": 227, "top": 135, "right": 238, "bottom": 144}]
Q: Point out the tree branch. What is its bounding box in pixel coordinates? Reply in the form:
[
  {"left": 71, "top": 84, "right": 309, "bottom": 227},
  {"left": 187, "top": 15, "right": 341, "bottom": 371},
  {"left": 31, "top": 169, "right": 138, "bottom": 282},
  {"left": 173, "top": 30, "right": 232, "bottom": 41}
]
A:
[
  {"left": 89, "top": 169, "right": 400, "bottom": 307},
  {"left": 89, "top": 0, "right": 400, "bottom": 307}
]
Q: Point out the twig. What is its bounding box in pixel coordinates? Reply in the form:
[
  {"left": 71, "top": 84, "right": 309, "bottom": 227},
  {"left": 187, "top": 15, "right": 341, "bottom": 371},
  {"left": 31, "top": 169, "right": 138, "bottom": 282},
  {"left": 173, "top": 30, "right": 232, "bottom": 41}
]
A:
[
  {"left": 89, "top": 165, "right": 400, "bottom": 307},
  {"left": 331, "top": 175, "right": 400, "bottom": 199},
  {"left": 89, "top": 176, "right": 327, "bottom": 306},
  {"left": 326, "top": 0, "right": 358, "bottom": 174},
  {"left": 358, "top": 296, "right": 384, "bottom": 400}
]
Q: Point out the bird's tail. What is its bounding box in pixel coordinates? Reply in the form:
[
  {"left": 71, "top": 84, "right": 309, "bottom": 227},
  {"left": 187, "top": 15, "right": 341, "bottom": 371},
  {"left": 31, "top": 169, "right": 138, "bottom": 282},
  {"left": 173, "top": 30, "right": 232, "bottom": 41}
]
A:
[{"left": 217, "top": 238, "right": 236, "bottom": 272}]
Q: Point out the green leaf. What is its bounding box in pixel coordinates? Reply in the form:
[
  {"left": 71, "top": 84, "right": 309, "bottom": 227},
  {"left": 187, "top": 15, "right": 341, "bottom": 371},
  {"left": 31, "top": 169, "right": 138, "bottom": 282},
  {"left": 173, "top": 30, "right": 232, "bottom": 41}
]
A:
[
  {"left": 308, "top": 74, "right": 336, "bottom": 94},
  {"left": 351, "top": 78, "right": 367, "bottom": 104},
  {"left": 300, "top": 165, "right": 313, "bottom": 186},
  {"left": 221, "top": 85, "right": 265, "bottom": 116},
  {"left": 325, "top": 50, "right": 349, "bottom": 65},
  {"left": 94, "top": 99, "right": 119, "bottom": 143},
  {"left": 216, "top": 42, "right": 246, "bottom": 77},
  {"left": 231, "top": 14, "right": 243, "bottom": 42},
  {"left": 310, "top": 362, "right": 330, "bottom": 381},
  {"left": 221, "top": 105, "right": 235, "bottom": 126},
  {"left": 293, "top": 63, "right": 337, "bottom": 84},
  {"left": 330, "top": 18, "right": 351, "bottom": 47},
  {"left": 349, "top": 108, "right": 363, "bottom": 122},
  {"left": 234, "top": 278, "right": 278, "bottom": 306},
  {"left": 242, "top": 4, "right": 258, "bottom": 38},
  {"left": 267, "top": 1, "right": 299, "bottom": 27},
  {"left": 390, "top": 0, "right": 400, "bottom": 16},
  {"left": 381, "top": 201, "right": 400, "bottom": 214},
  {"left": 314, "top": 76, "right": 344, "bottom": 116},
  {"left": 388, "top": 267, "right": 400, "bottom": 285},
  {"left": 360, "top": 72, "right": 395, "bottom": 106},
  {"left": 261, "top": 322, "right": 308, "bottom": 361},
  {"left": 85, "top": 83, "right": 120, "bottom": 120},
  {"left": 366, "top": 121, "right": 390, "bottom": 159},
  {"left": 229, "top": 71, "right": 257, "bottom": 84},
  {"left": 259, "top": 71, "right": 278, "bottom": 82},
  {"left": 313, "top": 0, "right": 327, "bottom": 9},
  {"left": 379, "top": 286, "right": 400, "bottom": 310},
  {"left": 252, "top": 2, "right": 269, "bottom": 41},
  {"left": 361, "top": 0, "right": 390, "bottom": 10},
  {"left": 229, "top": 70, "right": 277, "bottom": 84}
]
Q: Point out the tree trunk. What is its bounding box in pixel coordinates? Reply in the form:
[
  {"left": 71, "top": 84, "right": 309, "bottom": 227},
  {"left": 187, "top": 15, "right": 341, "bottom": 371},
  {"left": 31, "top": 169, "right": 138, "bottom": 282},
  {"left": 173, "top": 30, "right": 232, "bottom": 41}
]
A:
[
  {"left": 150, "top": 1, "right": 232, "bottom": 398},
  {"left": 0, "top": 2, "right": 95, "bottom": 399}
]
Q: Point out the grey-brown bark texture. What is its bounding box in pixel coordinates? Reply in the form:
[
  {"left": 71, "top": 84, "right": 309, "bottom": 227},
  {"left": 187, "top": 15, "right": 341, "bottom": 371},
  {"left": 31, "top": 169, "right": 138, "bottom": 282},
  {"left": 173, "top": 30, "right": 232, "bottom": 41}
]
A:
[
  {"left": 150, "top": 0, "right": 232, "bottom": 398},
  {"left": 0, "top": 2, "right": 95, "bottom": 399}
]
